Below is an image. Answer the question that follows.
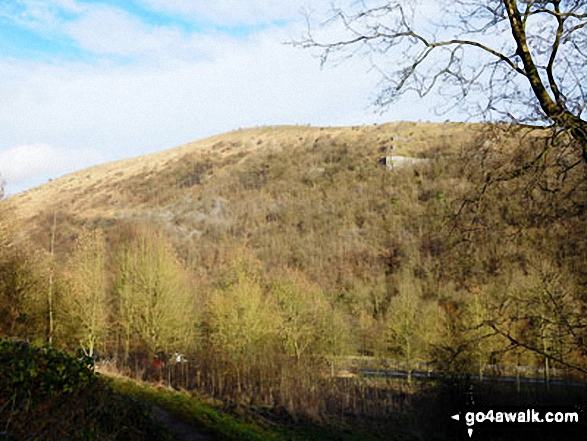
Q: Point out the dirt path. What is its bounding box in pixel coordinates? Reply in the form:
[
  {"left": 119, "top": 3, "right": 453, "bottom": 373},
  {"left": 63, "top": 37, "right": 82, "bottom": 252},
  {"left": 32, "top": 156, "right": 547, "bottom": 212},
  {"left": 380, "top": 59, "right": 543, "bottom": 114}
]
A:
[{"left": 152, "top": 405, "right": 217, "bottom": 441}]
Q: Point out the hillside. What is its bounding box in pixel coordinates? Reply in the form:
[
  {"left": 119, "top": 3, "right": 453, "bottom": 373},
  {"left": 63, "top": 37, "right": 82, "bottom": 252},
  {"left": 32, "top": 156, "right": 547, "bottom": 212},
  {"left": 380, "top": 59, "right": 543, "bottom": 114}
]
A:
[
  {"left": 1, "top": 121, "right": 586, "bottom": 440},
  {"left": 10, "top": 122, "right": 472, "bottom": 227}
]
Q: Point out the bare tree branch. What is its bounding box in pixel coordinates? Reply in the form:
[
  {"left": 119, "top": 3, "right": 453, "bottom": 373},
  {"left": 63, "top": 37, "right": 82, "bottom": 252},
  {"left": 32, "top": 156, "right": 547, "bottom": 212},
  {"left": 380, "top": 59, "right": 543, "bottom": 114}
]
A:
[
  {"left": 546, "top": 1, "right": 567, "bottom": 107},
  {"left": 295, "top": 0, "right": 587, "bottom": 156},
  {"left": 486, "top": 321, "right": 587, "bottom": 375}
]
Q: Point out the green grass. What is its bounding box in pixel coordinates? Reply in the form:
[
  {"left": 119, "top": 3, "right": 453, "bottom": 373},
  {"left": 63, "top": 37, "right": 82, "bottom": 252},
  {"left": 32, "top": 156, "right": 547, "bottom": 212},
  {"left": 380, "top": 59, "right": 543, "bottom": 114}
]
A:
[
  {"left": 108, "top": 376, "right": 283, "bottom": 440},
  {"left": 106, "top": 376, "right": 406, "bottom": 440}
]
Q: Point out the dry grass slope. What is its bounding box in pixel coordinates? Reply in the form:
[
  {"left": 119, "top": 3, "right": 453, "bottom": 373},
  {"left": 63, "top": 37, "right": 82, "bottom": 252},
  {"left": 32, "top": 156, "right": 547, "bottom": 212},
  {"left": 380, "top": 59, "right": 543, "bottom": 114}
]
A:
[
  {"left": 9, "top": 122, "right": 476, "bottom": 229},
  {"left": 2, "top": 120, "right": 586, "bottom": 441}
]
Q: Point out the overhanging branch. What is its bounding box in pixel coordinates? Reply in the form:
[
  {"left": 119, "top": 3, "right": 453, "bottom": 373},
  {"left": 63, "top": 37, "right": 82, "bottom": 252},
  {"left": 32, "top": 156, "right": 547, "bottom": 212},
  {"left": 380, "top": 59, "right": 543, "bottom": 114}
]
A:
[{"left": 486, "top": 322, "right": 587, "bottom": 375}]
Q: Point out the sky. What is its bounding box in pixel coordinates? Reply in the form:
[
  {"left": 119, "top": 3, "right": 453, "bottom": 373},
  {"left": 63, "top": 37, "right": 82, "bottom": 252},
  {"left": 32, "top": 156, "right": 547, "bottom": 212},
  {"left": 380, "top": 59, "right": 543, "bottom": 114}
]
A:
[{"left": 0, "top": 0, "right": 454, "bottom": 195}]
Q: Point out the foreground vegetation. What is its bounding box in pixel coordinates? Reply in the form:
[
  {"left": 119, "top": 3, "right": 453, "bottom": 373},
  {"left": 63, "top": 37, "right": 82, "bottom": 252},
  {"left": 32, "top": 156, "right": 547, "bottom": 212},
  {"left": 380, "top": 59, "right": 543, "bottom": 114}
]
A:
[
  {"left": 1, "top": 122, "right": 586, "bottom": 438},
  {"left": 0, "top": 338, "right": 170, "bottom": 440},
  {"left": 107, "top": 375, "right": 396, "bottom": 441},
  {"left": 104, "top": 370, "right": 587, "bottom": 441}
]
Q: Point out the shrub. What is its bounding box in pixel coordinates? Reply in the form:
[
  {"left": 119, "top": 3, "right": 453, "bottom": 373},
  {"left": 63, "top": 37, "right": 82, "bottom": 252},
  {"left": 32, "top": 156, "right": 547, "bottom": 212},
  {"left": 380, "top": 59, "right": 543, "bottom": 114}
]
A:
[{"left": 0, "top": 338, "right": 170, "bottom": 440}]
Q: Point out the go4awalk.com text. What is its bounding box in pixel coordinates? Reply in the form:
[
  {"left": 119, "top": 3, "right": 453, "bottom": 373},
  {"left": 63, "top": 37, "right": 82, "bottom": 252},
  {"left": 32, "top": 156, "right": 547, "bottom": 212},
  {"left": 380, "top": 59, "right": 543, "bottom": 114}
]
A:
[{"left": 450, "top": 406, "right": 584, "bottom": 440}]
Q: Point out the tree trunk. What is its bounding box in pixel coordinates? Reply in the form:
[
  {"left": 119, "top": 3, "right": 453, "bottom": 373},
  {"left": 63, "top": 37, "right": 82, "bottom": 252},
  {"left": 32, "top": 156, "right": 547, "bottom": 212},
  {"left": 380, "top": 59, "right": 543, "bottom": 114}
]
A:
[{"left": 504, "top": 0, "right": 587, "bottom": 159}]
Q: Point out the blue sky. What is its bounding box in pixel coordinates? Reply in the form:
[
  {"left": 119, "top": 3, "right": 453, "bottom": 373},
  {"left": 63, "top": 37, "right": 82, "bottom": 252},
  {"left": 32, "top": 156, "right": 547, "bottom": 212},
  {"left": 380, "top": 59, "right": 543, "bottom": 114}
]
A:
[{"left": 0, "top": 0, "right": 450, "bottom": 195}]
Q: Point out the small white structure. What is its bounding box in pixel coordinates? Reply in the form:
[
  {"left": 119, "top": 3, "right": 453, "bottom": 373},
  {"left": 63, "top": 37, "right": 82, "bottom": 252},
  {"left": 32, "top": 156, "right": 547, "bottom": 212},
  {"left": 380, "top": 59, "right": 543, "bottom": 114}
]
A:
[{"left": 379, "top": 155, "right": 429, "bottom": 170}]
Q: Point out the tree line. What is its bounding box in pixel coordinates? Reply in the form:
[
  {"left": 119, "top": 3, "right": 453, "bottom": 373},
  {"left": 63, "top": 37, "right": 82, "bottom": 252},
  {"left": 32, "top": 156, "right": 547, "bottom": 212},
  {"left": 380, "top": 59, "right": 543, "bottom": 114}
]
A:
[{"left": 1, "top": 125, "right": 586, "bottom": 423}]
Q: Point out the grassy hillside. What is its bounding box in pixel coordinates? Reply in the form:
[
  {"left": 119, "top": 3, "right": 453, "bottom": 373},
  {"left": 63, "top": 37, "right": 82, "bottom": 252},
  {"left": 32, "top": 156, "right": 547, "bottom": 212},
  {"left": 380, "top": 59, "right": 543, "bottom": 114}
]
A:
[
  {"left": 2, "top": 121, "right": 586, "bottom": 440},
  {"left": 9, "top": 121, "right": 482, "bottom": 278},
  {"left": 9, "top": 122, "right": 470, "bottom": 222}
]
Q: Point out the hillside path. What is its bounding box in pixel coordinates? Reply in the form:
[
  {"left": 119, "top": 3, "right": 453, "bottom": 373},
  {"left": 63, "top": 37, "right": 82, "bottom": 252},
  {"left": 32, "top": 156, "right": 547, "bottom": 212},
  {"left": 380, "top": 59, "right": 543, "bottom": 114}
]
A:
[{"left": 152, "top": 405, "right": 217, "bottom": 441}]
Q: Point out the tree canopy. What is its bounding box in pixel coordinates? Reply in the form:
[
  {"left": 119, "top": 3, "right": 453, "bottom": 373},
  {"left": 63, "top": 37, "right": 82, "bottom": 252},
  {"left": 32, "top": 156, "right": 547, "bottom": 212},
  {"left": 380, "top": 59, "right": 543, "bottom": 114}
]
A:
[{"left": 298, "top": 0, "right": 587, "bottom": 159}]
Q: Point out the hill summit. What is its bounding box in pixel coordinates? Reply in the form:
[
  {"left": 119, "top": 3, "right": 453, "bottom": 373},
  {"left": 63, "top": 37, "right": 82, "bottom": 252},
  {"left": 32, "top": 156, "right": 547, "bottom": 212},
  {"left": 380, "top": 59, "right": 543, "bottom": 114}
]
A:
[
  {"left": 10, "top": 122, "right": 472, "bottom": 230},
  {"left": 1, "top": 120, "right": 586, "bottom": 439}
]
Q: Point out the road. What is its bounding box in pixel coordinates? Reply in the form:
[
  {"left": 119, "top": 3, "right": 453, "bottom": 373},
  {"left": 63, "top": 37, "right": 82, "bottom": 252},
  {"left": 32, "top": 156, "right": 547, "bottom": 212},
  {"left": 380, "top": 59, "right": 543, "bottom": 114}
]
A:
[{"left": 359, "top": 368, "right": 586, "bottom": 387}]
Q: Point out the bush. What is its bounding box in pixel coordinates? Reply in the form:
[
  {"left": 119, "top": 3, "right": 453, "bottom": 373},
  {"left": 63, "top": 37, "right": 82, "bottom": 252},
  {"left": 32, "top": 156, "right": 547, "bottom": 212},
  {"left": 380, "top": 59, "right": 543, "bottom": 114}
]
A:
[{"left": 0, "top": 338, "right": 170, "bottom": 440}]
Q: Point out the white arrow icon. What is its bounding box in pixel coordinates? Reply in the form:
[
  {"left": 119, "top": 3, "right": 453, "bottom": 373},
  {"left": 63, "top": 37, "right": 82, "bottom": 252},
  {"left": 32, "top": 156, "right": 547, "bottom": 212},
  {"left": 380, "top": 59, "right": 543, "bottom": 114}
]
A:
[{"left": 451, "top": 414, "right": 473, "bottom": 437}]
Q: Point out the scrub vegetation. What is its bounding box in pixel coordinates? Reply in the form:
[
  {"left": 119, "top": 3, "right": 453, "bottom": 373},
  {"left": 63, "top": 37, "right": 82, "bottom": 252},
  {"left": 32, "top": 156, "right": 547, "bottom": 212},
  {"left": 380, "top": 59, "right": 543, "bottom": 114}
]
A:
[
  {"left": 0, "top": 338, "right": 171, "bottom": 440},
  {"left": 1, "top": 121, "right": 586, "bottom": 439}
]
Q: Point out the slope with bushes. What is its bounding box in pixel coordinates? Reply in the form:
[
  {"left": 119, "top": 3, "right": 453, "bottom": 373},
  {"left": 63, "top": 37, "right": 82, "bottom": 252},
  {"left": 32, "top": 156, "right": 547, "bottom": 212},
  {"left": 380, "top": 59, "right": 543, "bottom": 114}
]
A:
[
  {"left": 1, "top": 122, "right": 586, "bottom": 439},
  {"left": 0, "top": 337, "right": 170, "bottom": 440}
]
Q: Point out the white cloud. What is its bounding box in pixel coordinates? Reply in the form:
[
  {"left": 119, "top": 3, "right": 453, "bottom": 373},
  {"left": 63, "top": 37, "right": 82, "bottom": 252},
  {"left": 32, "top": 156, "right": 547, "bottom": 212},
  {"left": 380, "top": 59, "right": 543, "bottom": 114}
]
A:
[
  {"left": 0, "top": 143, "right": 103, "bottom": 189},
  {"left": 62, "top": 6, "right": 188, "bottom": 57},
  {"left": 0, "top": 1, "right": 459, "bottom": 194},
  {"left": 0, "top": 20, "right": 393, "bottom": 155},
  {"left": 139, "top": 0, "right": 307, "bottom": 26},
  {"left": 1, "top": 0, "right": 71, "bottom": 36}
]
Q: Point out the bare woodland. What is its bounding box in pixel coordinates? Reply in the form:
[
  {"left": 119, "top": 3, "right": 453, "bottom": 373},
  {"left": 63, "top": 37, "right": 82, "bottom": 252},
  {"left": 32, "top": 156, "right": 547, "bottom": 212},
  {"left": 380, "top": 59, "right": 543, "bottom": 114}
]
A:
[{"left": 1, "top": 1, "right": 586, "bottom": 436}]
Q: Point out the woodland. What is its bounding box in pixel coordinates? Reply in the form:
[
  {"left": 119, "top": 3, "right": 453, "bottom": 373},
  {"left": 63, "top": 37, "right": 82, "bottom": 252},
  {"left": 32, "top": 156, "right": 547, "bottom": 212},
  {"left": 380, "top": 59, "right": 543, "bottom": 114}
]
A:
[
  {"left": 2, "top": 1, "right": 587, "bottom": 437},
  {"left": 1, "top": 120, "right": 586, "bottom": 439}
]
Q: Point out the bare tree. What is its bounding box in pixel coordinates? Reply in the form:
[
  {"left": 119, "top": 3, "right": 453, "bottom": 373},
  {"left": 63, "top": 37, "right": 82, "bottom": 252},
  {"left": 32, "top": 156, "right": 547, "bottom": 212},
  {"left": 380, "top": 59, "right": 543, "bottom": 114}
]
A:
[
  {"left": 64, "top": 228, "right": 109, "bottom": 357},
  {"left": 296, "top": 0, "right": 587, "bottom": 159},
  {"left": 116, "top": 229, "right": 195, "bottom": 358}
]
